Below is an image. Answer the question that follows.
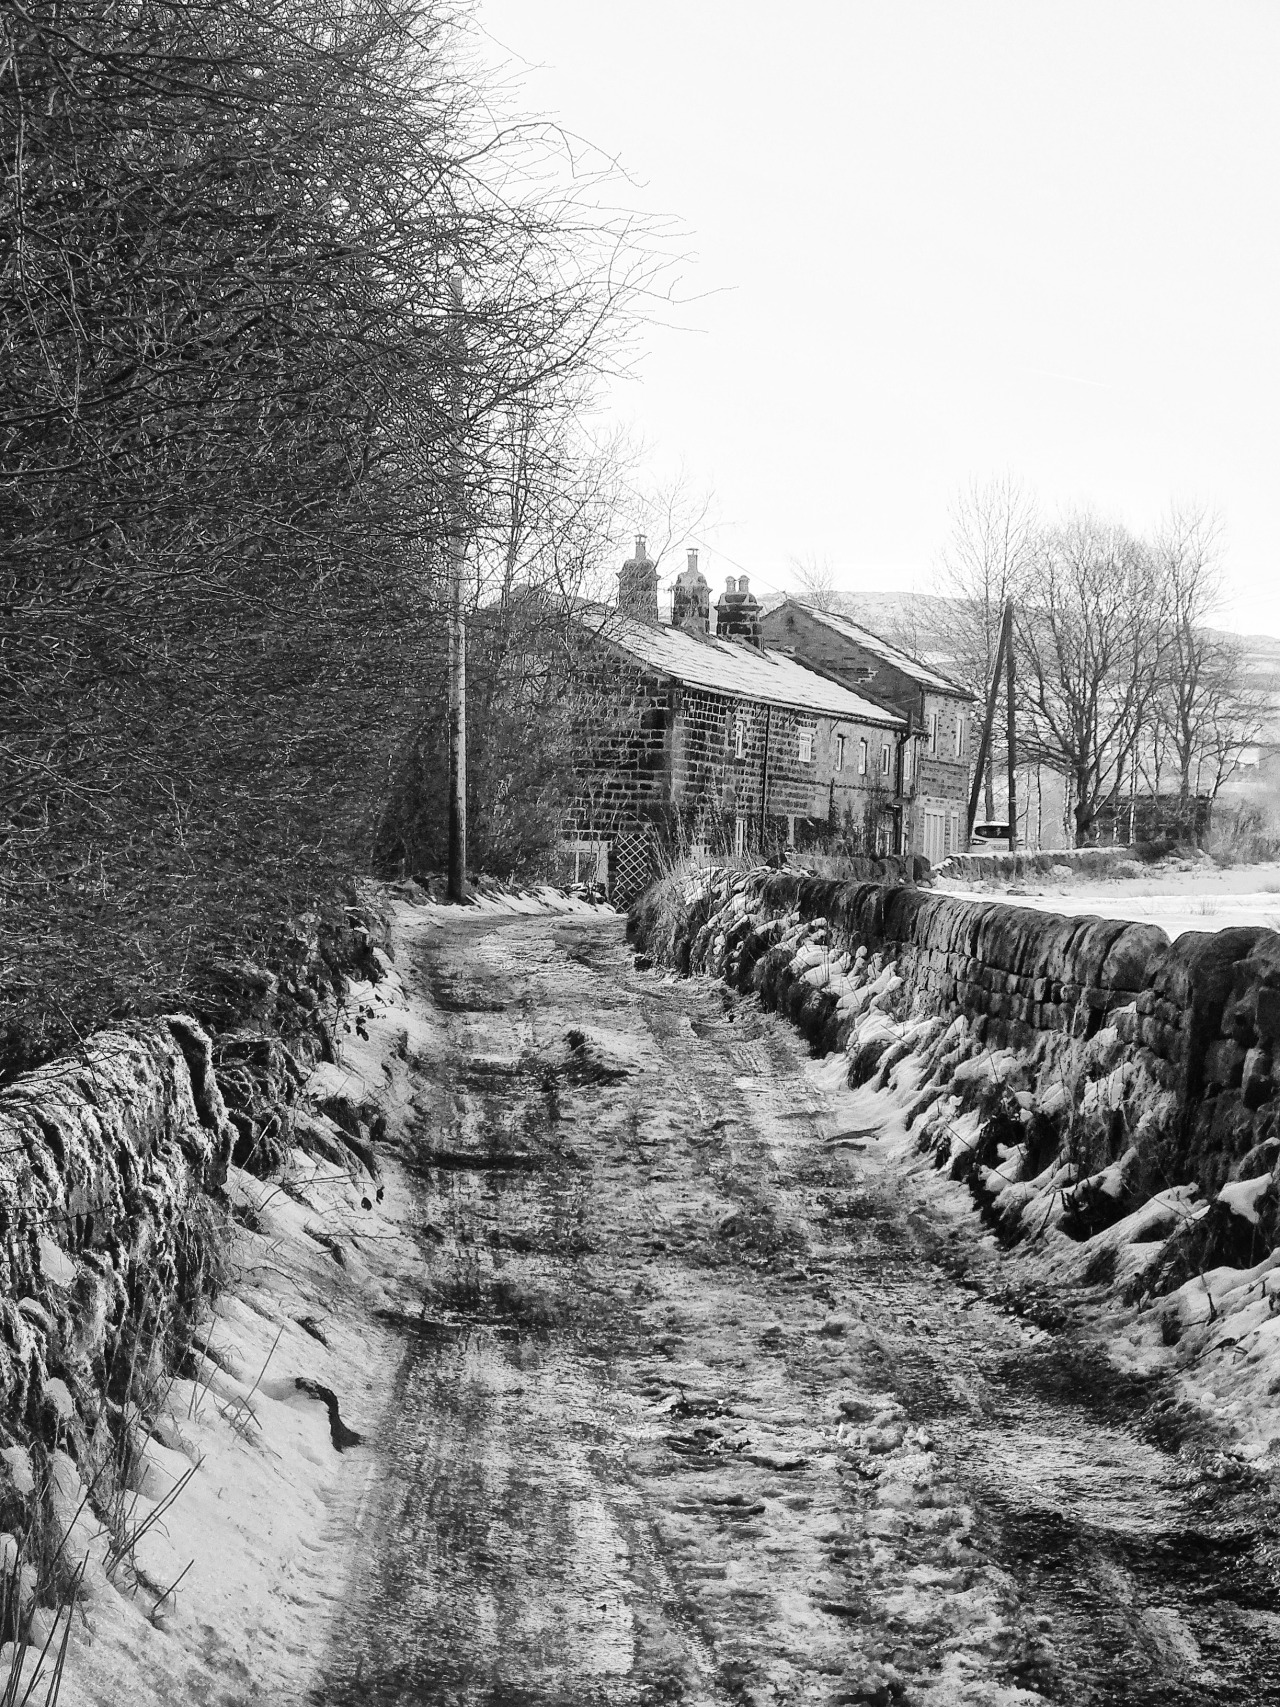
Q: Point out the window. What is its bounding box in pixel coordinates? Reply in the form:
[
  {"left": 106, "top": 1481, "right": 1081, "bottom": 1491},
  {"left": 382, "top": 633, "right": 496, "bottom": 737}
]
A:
[
  {"left": 954, "top": 716, "right": 964, "bottom": 759},
  {"left": 880, "top": 742, "right": 891, "bottom": 776},
  {"left": 734, "top": 816, "right": 746, "bottom": 856},
  {"left": 798, "top": 728, "right": 814, "bottom": 763},
  {"left": 929, "top": 711, "right": 939, "bottom": 756},
  {"left": 835, "top": 734, "right": 845, "bottom": 772},
  {"left": 903, "top": 740, "right": 914, "bottom": 786},
  {"left": 734, "top": 720, "right": 745, "bottom": 759},
  {"left": 858, "top": 737, "right": 868, "bottom": 775}
]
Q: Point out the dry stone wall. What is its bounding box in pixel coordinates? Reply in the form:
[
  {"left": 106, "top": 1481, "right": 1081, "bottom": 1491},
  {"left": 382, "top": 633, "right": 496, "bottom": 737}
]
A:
[
  {"left": 631, "top": 869, "right": 1280, "bottom": 1275},
  {"left": 935, "top": 847, "right": 1148, "bottom": 883},
  {"left": 0, "top": 1017, "right": 235, "bottom": 1459},
  {"left": 0, "top": 887, "right": 391, "bottom": 1604}
]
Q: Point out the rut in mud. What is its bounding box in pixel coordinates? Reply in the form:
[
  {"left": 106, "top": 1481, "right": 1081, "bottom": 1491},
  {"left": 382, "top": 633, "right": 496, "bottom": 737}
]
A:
[{"left": 315, "top": 910, "right": 1280, "bottom": 1707}]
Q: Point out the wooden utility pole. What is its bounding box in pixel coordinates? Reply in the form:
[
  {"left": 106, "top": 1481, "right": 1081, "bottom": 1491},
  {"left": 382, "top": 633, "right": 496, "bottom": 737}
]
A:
[
  {"left": 965, "top": 598, "right": 1014, "bottom": 843},
  {"left": 1004, "top": 597, "right": 1018, "bottom": 853},
  {"left": 446, "top": 272, "right": 467, "bottom": 903},
  {"left": 901, "top": 724, "right": 915, "bottom": 884}
]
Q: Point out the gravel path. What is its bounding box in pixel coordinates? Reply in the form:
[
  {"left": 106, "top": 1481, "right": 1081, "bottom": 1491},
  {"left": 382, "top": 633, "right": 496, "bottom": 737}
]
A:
[{"left": 314, "top": 910, "right": 1280, "bottom": 1707}]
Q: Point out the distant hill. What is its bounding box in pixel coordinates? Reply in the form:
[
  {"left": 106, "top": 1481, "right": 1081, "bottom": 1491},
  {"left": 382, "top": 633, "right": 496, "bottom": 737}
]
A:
[{"left": 837, "top": 591, "right": 962, "bottom": 670}]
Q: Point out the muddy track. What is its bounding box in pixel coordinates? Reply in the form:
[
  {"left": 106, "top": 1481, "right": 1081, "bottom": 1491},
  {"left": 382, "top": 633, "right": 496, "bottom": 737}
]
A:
[{"left": 314, "top": 912, "right": 1280, "bottom": 1707}]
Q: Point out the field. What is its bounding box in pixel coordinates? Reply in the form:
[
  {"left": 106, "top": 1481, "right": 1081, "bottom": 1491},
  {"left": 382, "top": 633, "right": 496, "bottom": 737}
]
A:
[{"left": 937, "top": 855, "right": 1280, "bottom": 939}]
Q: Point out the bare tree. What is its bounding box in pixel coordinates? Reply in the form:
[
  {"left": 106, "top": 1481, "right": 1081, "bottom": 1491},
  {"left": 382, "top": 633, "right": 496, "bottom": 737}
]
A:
[
  {"left": 1141, "top": 506, "right": 1266, "bottom": 814},
  {"left": 934, "top": 475, "right": 1038, "bottom": 817},
  {"left": 786, "top": 553, "right": 842, "bottom": 612},
  {"left": 623, "top": 462, "right": 715, "bottom": 580},
  {"left": 0, "top": 0, "right": 665, "bottom": 1067},
  {"left": 1016, "top": 514, "right": 1165, "bottom": 846}
]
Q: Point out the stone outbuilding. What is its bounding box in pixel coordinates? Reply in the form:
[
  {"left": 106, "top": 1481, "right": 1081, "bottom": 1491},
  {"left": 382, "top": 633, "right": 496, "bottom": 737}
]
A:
[
  {"left": 562, "top": 543, "right": 906, "bottom": 901},
  {"left": 760, "top": 600, "right": 975, "bottom": 863}
]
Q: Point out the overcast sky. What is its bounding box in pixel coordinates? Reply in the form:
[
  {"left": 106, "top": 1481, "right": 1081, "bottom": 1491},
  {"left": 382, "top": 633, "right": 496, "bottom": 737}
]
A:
[{"left": 479, "top": 1, "right": 1280, "bottom": 635}]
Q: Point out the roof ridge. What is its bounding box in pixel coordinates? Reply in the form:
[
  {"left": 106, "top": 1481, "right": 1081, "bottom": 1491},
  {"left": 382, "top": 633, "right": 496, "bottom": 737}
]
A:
[{"left": 780, "top": 598, "right": 973, "bottom": 699}]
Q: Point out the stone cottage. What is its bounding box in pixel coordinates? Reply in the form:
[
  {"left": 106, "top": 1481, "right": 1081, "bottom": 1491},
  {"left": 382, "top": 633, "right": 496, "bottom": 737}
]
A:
[
  {"left": 563, "top": 542, "right": 906, "bottom": 902},
  {"left": 760, "top": 600, "right": 974, "bottom": 864}
]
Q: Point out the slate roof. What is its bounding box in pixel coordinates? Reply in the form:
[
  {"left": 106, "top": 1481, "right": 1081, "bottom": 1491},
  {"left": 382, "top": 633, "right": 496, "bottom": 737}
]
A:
[
  {"left": 587, "top": 613, "right": 905, "bottom": 728},
  {"left": 771, "top": 600, "right": 972, "bottom": 699}
]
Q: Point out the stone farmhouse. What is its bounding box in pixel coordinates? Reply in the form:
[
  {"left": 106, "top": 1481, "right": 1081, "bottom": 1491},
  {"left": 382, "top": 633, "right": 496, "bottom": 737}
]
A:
[
  {"left": 563, "top": 541, "right": 907, "bottom": 902},
  {"left": 760, "top": 600, "right": 975, "bottom": 865}
]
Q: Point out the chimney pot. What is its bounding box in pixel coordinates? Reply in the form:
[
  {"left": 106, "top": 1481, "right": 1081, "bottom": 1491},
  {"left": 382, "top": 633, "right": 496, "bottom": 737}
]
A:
[
  {"left": 715, "top": 571, "right": 763, "bottom": 650},
  {"left": 687, "top": 548, "right": 698, "bottom": 573},
  {"left": 618, "top": 534, "right": 659, "bottom": 624},
  {"left": 671, "top": 548, "right": 711, "bottom": 635}
]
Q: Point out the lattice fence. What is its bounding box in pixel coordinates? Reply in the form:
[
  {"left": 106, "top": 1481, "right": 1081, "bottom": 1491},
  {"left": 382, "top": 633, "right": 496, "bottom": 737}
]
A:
[{"left": 610, "top": 833, "right": 653, "bottom": 908}]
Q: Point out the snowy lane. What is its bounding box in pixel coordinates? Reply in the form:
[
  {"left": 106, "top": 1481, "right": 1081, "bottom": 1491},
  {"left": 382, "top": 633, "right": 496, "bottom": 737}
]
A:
[{"left": 314, "top": 911, "right": 1280, "bottom": 1707}]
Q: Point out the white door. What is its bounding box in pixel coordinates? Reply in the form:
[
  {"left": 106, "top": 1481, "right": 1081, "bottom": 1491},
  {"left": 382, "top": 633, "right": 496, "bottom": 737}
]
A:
[{"left": 922, "top": 810, "right": 947, "bottom": 863}]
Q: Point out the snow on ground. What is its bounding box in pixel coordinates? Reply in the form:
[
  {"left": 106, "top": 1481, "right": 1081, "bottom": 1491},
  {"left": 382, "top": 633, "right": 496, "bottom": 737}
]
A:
[
  {"left": 37, "top": 882, "right": 1280, "bottom": 1703},
  {"left": 317, "top": 909, "right": 1090, "bottom": 1705},
  {"left": 454, "top": 884, "right": 615, "bottom": 916},
  {"left": 20, "top": 887, "right": 614, "bottom": 1707},
  {"left": 35, "top": 898, "right": 449, "bottom": 1707},
  {"left": 807, "top": 1045, "right": 1280, "bottom": 1470},
  {"left": 937, "top": 857, "right": 1280, "bottom": 939},
  {"left": 393, "top": 873, "right": 616, "bottom": 916}
]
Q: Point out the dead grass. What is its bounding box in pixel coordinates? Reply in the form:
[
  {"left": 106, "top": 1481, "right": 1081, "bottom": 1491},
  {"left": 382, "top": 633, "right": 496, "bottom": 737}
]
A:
[
  {"left": 631, "top": 848, "right": 751, "bottom": 962},
  {"left": 0, "top": 1535, "right": 83, "bottom": 1707}
]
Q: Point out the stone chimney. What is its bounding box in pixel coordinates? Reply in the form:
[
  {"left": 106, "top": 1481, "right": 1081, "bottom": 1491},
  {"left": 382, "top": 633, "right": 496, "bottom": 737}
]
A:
[
  {"left": 617, "top": 534, "right": 659, "bottom": 624},
  {"left": 670, "top": 548, "right": 711, "bottom": 634},
  {"left": 716, "top": 573, "right": 763, "bottom": 649}
]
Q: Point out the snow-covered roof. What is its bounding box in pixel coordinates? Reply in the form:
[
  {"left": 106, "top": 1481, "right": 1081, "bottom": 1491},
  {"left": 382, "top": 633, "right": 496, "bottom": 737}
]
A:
[
  {"left": 774, "top": 600, "right": 972, "bottom": 699},
  {"left": 587, "top": 614, "right": 905, "bottom": 727}
]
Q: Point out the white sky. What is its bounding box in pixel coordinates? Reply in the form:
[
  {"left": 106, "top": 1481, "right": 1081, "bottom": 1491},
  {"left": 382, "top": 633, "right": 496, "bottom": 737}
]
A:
[{"left": 478, "top": 1, "right": 1280, "bottom": 635}]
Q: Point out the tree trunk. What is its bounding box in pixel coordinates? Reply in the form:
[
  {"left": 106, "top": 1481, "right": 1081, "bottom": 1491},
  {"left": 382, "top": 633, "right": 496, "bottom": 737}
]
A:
[{"left": 1074, "top": 788, "right": 1095, "bottom": 848}]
